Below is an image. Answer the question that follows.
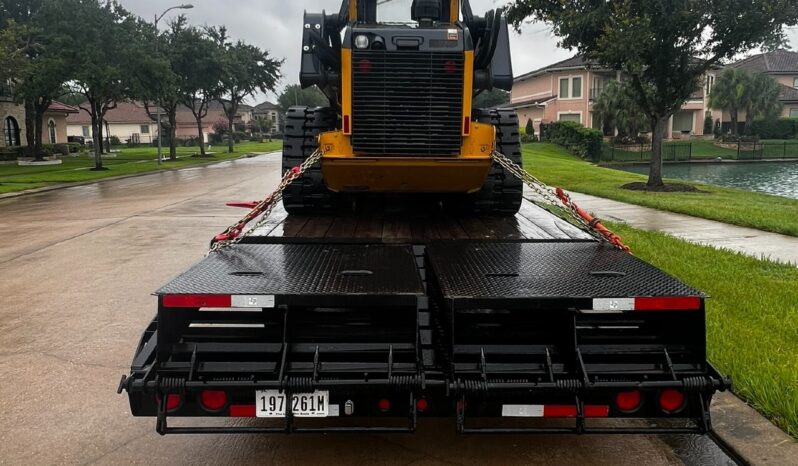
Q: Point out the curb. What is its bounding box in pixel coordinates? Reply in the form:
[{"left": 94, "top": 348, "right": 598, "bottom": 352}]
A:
[
  {"left": 712, "top": 391, "right": 797, "bottom": 465},
  {"left": 0, "top": 151, "right": 280, "bottom": 200}
]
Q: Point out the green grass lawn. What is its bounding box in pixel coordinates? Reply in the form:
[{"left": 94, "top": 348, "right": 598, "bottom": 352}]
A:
[
  {"left": 524, "top": 143, "right": 798, "bottom": 236},
  {"left": 0, "top": 141, "right": 282, "bottom": 194},
  {"left": 610, "top": 222, "right": 798, "bottom": 437}
]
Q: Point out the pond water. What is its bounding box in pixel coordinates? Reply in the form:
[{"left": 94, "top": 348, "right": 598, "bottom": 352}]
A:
[{"left": 615, "top": 162, "right": 798, "bottom": 199}]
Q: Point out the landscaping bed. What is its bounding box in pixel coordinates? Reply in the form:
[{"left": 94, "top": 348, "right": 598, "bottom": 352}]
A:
[
  {"left": 609, "top": 222, "right": 798, "bottom": 438},
  {"left": 523, "top": 143, "right": 798, "bottom": 236}
]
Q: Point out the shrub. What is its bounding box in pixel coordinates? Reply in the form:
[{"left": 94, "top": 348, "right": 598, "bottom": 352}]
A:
[
  {"left": 719, "top": 134, "right": 759, "bottom": 143},
  {"left": 52, "top": 143, "right": 70, "bottom": 156},
  {"left": 540, "top": 121, "right": 603, "bottom": 161},
  {"left": 713, "top": 119, "right": 722, "bottom": 138},
  {"left": 750, "top": 118, "right": 797, "bottom": 139},
  {"left": 109, "top": 135, "right": 121, "bottom": 146},
  {"left": 525, "top": 118, "right": 535, "bottom": 138},
  {"left": 703, "top": 112, "right": 713, "bottom": 135},
  {"left": 67, "top": 142, "right": 82, "bottom": 153}
]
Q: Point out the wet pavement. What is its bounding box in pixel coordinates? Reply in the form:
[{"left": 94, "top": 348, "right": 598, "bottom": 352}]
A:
[
  {"left": 0, "top": 153, "right": 733, "bottom": 465},
  {"left": 565, "top": 192, "right": 798, "bottom": 266}
]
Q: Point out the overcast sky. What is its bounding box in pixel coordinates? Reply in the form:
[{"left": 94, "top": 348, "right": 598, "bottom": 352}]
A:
[{"left": 118, "top": 0, "right": 798, "bottom": 106}]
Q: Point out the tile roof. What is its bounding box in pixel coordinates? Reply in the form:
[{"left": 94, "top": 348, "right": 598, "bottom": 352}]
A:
[
  {"left": 778, "top": 83, "right": 798, "bottom": 101},
  {"left": 45, "top": 101, "right": 79, "bottom": 114},
  {"left": 731, "top": 49, "right": 798, "bottom": 74},
  {"left": 510, "top": 94, "right": 556, "bottom": 108},
  {"left": 67, "top": 100, "right": 245, "bottom": 126},
  {"left": 515, "top": 55, "right": 596, "bottom": 82},
  {"left": 254, "top": 101, "right": 279, "bottom": 111}
]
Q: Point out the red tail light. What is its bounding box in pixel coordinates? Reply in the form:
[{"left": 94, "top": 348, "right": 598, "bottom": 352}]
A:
[
  {"left": 416, "top": 398, "right": 428, "bottom": 412},
  {"left": 343, "top": 115, "right": 351, "bottom": 135},
  {"left": 200, "top": 390, "right": 228, "bottom": 411},
  {"left": 463, "top": 116, "right": 471, "bottom": 136},
  {"left": 378, "top": 398, "right": 391, "bottom": 412},
  {"left": 615, "top": 390, "right": 642, "bottom": 412},
  {"left": 659, "top": 389, "right": 686, "bottom": 413},
  {"left": 358, "top": 59, "right": 372, "bottom": 73},
  {"left": 156, "top": 393, "right": 182, "bottom": 412}
]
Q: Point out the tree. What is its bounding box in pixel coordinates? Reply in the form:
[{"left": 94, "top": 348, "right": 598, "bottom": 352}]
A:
[
  {"left": 172, "top": 23, "right": 224, "bottom": 157},
  {"left": 743, "top": 73, "right": 782, "bottom": 133},
  {"left": 592, "top": 80, "right": 647, "bottom": 142},
  {"left": 709, "top": 68, "right": 750, "bottom": 136},
  {"left": 473, "top": 88, "right": 510, "bottom": 108},
  {"left": 277, "top": 84, "right": 327, "bottom": 115},
  {"left": 58, "top": 0, "right": 142, "bottom": 170},
  {"left": 525, "top": 118, "right": 534, "bottom": 138},
  {"left": 508, "top": 0, "right": 798, "bottom": 187},
  {"left": 210, "top": 27, "right": 281, "bottom": 153}
]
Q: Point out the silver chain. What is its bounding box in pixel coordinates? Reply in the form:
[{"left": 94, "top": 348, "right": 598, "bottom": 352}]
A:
[
  {"left": 208, "top": 149, "right": 323, "bottom": 254},
  {"left": 490, "top": 150, "right": 608, "bottom": 244}
]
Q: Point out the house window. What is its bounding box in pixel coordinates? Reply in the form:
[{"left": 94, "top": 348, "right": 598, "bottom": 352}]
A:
[
  {"left": 48, "top": 120, "right": 57, "bottom": 144},
  {"left": 706, "top": 75, "right": 715, "bottom": 95},
  {"left": 790, "top": 108, "right": 798, "bottom": 118},
  {"left": 793, "top": 77, "right": 798, "bottom": 89},
  {"left": 559, "top": 113, "right": 581, "bottom": 123},
  {"left": 4, "top": 116, "right": 20, "bottom": 146},
  {"left": 559, "top": 78, "right": 570, "bottom": 98},
  {"left": 82, "top": 126, "right": 90, "bottom": 137},
  {"left": 559, "top": 76, "right": 583, "bottom": 99},
  {"left": 140, "top": 125, "right": 150, "bottom": 134}
]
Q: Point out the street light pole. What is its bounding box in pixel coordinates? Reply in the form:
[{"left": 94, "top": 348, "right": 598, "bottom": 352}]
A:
[{"left": 153, "top": 3, "right": 193, "bottom": 165}]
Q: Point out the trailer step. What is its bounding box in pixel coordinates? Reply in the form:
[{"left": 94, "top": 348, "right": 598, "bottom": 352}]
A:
[
  {"left": 426, "top": 241, "right": 704, "bottom": 310},
  {"left": 156, "top": 243, "right": 425, "bottom": 307}
]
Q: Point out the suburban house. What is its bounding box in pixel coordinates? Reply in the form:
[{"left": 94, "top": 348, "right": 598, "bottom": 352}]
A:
[
  {"left": 511, "top": 55, "right": 717, "bottom": 138},
  {"left": 2, "top": 82, "right": 79, "bottom": 149},
  {"left": 729, "top": 49, "right": 798, "bottom": 119},
  {"left": 66, "top": 101, "right": 248, "bottom": 145},
  {"left": 252, "top": 101, "right": 281, "bottom": 133}
]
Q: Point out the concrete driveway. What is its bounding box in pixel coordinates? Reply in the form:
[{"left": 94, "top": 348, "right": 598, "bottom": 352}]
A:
[{"left": 0, "top": 153, "right": 726, "bottom": 465}]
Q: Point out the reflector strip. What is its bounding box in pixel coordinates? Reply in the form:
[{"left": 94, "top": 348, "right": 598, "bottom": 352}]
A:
[
  {"left": 343, "top": 115, "right": 351, "bottom": 135},
  {"left": 502, "top": 404, "right": 609, "bottom": 418},
  {"left": 634, "top": 296, "right": 701, "bottom": 311},
  {"left": 163, "top": 294, "right": 231, "bottom": 308},
  {"left": 463, "top": 116, "right": 471, "bottom": 136},
  {"left": 592, "top": 298, "right": 634, "bottom": 312},
  {"left": 230, "top": 404, "right": 256, "bottom": 417}
]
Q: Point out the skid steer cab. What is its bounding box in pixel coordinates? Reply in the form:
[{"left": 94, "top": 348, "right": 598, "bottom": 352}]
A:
[{"left": 283, "top": 0, "right": 523, "bottom": 215}]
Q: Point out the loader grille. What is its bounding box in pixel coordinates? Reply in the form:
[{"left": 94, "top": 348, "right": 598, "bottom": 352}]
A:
[{"left": 351, "top": 50, "right": 464, "bottom": 156}]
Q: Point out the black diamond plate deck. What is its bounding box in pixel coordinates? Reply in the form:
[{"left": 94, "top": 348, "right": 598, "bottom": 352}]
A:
[
  {"left": 157, "top": 244, "right": 425, "bottom": 306},
  {"left": 427, "top": 242, "right": 704, "bottom": 310}
]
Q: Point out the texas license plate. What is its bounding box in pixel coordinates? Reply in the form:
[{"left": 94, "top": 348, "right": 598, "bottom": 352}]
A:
[{"left": 255, "top": 390, "right": 329, "bottom": 417}]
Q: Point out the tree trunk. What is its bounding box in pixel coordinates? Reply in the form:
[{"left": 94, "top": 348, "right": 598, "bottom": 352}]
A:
[
  {"left": 744, "top": 109, "right": 754, "bottom": 136},
  {"left": 169, "top": 111, "right": 177, "bottom": 161},
  {"left": 97, "top": 119, "right": 105, "bottom": 154},
  {"left": 730, "top": 110, "right": 738, "bottom": 136},
  {"left": 195, "top": 116, "right": 206, "bottom": 156},
  {"left": 24, "top": 98, "right": 35, "bottom": 156},
  {"left": 33, "top": 105, "right": 45, "bottom": 161},
  {"left": 648, "top": 116, "right": 668, "bottom": 188},
  {"left": 91, "top": 110, "right": 103, "bottom": 170},
  {"left": 227, "top": 116, "right": 235, "bottom": 153}
]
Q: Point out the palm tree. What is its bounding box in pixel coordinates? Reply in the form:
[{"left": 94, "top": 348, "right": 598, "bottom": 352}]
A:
[
  {"left": 592, "top": 80, "right": 647, "bottom": 141},
  {"left": 709, "top": 69, "right": 751, "bottom": 136},
  {"left": 743, "top": 73, "right": 782, "bottom": 134},
  {"left": 255, "top": 114, "right": 272, "bottom": 142}
]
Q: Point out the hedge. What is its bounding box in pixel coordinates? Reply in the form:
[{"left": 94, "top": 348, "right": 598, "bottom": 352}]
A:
[
  {"left": 750, "top": 118, "right": 797, "bottom": 139},
  {"left": 540, "top": 121, "right": 603, "bottom": 161}
]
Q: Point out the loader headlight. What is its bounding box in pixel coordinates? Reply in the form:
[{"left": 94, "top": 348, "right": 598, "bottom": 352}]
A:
[{"left": 354, "top": 34, "right": 370, "bottom": 49}]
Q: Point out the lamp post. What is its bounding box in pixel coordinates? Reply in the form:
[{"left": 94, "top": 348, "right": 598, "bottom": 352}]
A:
[{"left": 153, "top": 4, "right": 193, "bottom": 165}]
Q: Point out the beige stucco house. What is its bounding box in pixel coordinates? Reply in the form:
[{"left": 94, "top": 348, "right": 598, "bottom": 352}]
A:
[
  {"left": 2, "top": 83, "right": 78, "bottom": 149},
  {"left": 511, "top": 55, "right": 718, "bottom": 138},
  {"left": 729, "top": 49, "right": 798, "bottom": 119}
]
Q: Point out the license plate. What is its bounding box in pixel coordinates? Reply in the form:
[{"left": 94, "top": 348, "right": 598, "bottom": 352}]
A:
[{"left": 255, "top": 390, "right": 329, "bottom": 417}]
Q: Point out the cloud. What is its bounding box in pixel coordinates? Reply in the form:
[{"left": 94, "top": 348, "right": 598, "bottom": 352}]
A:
[{"left": 118, "top": 0, "right": 797, "bottom": 105}]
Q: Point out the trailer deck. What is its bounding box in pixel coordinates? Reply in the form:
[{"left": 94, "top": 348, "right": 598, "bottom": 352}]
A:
[{"left": 120, "top": 199, "right": 729, "bottom": 435}]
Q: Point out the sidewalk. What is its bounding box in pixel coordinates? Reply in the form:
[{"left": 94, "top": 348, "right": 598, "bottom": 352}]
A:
[{"left": 565, "top": 191, "right": 798, "bottom": 266}]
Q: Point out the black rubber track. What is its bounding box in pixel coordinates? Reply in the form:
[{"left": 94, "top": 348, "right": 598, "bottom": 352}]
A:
[
  {"left": 460, "top": 109, "right": 523, "bottom": 216},
  {"left": 282, "top": 106, "right": 337, "bottom": 214}
]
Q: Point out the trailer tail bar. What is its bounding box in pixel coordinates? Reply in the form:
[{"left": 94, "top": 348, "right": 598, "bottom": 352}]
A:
[
  {"left": 162, "top": 294, "right": 276, "bottom": 308},
  {"left": 591, "top": 296, "right": 702, "bottom": 312}
]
